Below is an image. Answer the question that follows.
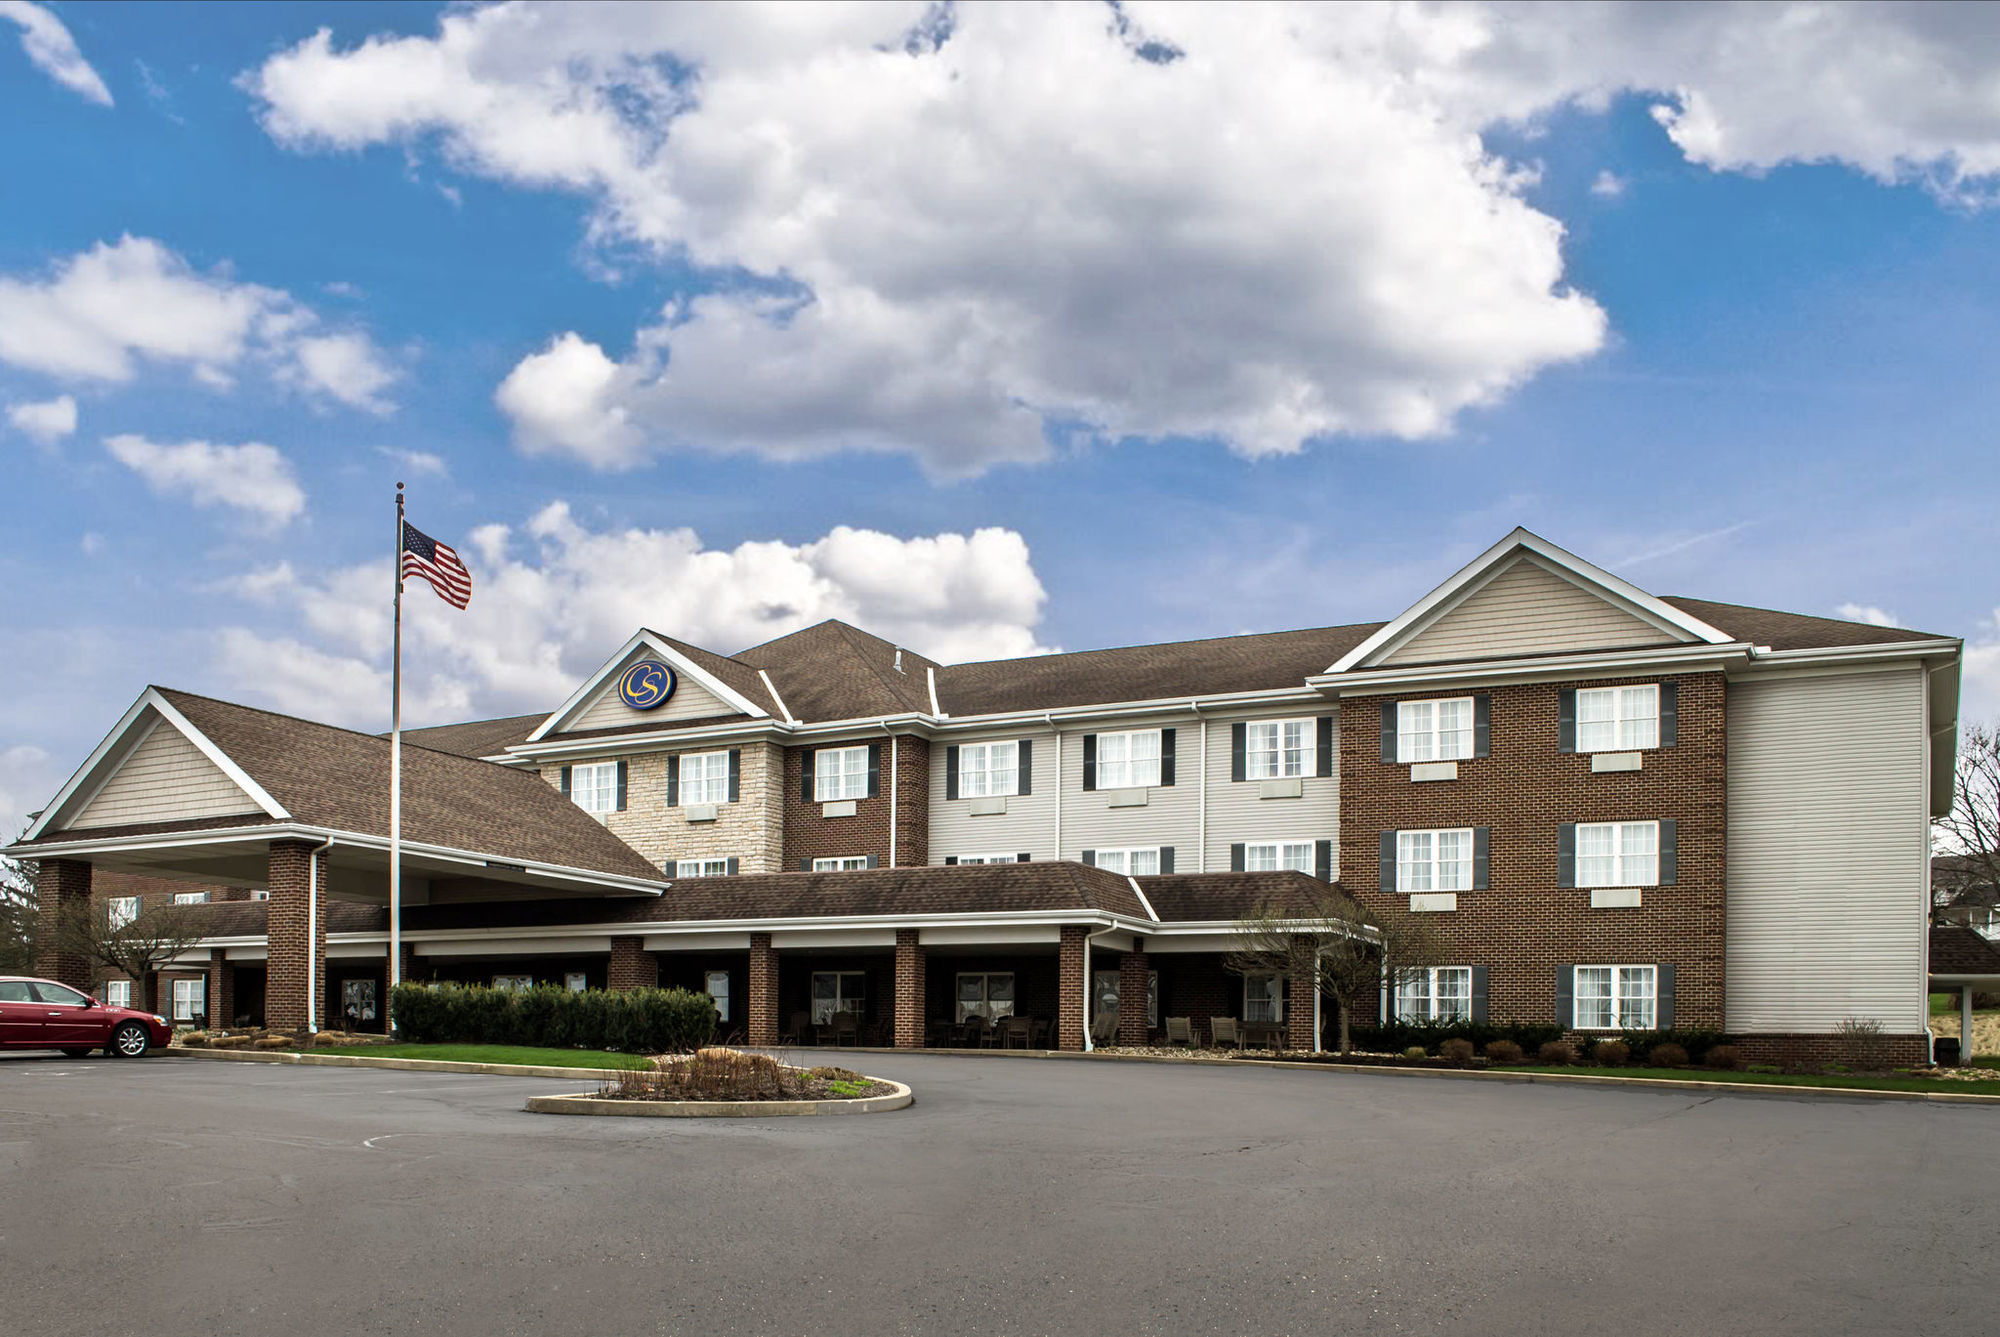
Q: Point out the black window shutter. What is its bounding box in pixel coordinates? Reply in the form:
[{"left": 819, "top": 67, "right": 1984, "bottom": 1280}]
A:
[
  {"left": 1016, "top": 852, "right": 1031, "bottom": 863},
  {"left": 1472, "top": 827, "right": 1489, "bottom": 890},
  {"left": 1558, "top": 690, "right": 1577, "bottom": 753},
  {"left": 1473, "top": 695, "right": 1491, "bottom": 758},
  {"left": 865, "top": 854, "right": 879, "bottom": 870},
  {"left": 1231, "top": 722, "right": 1248, "bottom": 782},
  {"left": 727, "top": 749, "right": 740, "bottom": 803},
  {"left": 1317, "top": 716, "right": 1334, "bottom": 777},
  {"left": 1379, "top": 830, "right": 1397, "bottom": 894},
  {"left": 1555, "top": 966, "right": 1575, "bottom": 1029},
  {"left": 866, "top": 743, "right": 882, "bottom": 798},
  {"left": 1380, "top": 700, "right": 1398, "bottom": 763},
  {"left": 799, "top": 858, "right": 814, "bottom": 871},
  {"left": 666, "top": 755, "right": 679, "bottom": 807},
  {"left": 1159, "top": 729, "right": 1176, "bottom": 786},
  {"left": 556, "top": 765, "right": 571, "bottom": 798},
  {"left": 1017, "top": 739, "right": 1032, "bottom": 795},
  {"left": 1160, "top": 847, "right": 1175, "bottom": 874},
  {"left": 1471, "top": 966, "right": 1489, "bottom": 1023},
  {"left": 1658, "top": 819, "right": 1677, "bottom": 885},
  {"left": 800, "top": 749, "right": 815, "bottom": 801},
  {"left": 725, "top": 857, "right": 738, "bottom": 876},
  {"left": 1229, "top": 843, "right": 1245, "bottom": 872},
  {"left": 1656, "top": 963, "right": 1676, "bottom": 1028},
  {"left": 1557, "top": 823, "right": 1576, "bottom": 888},
  {"left": 615, "top": 760, "right": 628, "bottom": 811},
  {"left": 1314, "top": 839, "right": 1332, "bottom": 882},
  {"left": 1082, "top": 735, "right": 1097, "bottom": 791},
  {"left": 945, "top": 745, "right": 960, "bottom": 801},
  {"left": 1081, "top": 849, "right": 1096, "bottom": 867},
  {"left": 1660, "top": 681, "right": 1679, "bottom": 747},
  {"left": 944, "top": 856, "right": 958, "bottom": 866}
]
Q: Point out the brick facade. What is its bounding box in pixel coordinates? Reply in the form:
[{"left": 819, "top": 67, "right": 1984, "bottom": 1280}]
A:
[
  {"left": 33, "top": 858, "right": 92, "bottom": 990},
  {"left": 1058, "top": 925, "right": 1087, "bottom": 1051},
  {"left": 208, "top": 949, "right": 234, "bottom": 1028},
  {"left": 1287, "top": 936, "right": 1317, "bottom": 1050},
  {"left": 608, "top": 935, "right": 657, "bottom": 991},
  {"left": 1342, "top": 673, "right": 1727, "bottom": 1033},
  {"left": 782, "top": 735, "right": 930, "bottom": 870},
  {"left": 1118, "top": 946, "right": 1151, "bottom": 1045},
  {"left": 894, "top": 929, "right": 925, "bottom": 1049},
  {"left": 747, "top": 932, "right": 778, "bottom": 1046},
  {"left": 265, "top": 840, "right": 329, "bottom": 1033}
]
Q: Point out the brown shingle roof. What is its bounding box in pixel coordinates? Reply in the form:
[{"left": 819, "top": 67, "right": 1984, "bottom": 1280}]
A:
[
  {"left": 1136, "top": 871, "right": 1334, "bottom": 922},
  {"left": 736, "top": 620, "right": 938, "bottom": 722},
  {"left": 395, "top": 713, "right": 544, "bottom": 759},
  {"left": 183, "top": 899, "right": 387, "bottom": 938},
  {"left": 1662, "top": 597, "right": 1954, "bottom": 652},
  {"left": 1931, "top": 925, "right": 2000, "bottom": 977}
]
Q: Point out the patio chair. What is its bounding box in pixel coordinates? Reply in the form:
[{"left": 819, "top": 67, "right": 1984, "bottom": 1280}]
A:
[
  {"left": 981, "top": 1015, "right": 1008, "bottom": 1048},
  {"left": 1209, "top": 1017, "right": 1240, "bottom": 1050},
  {"left": 1165, "top": 1017, "right": 1195, "bottom": 1048},
  {"left": 1001, "top": 1016, "right": 1031, "bottom": 1049},
  {"left": 1029, "top": 1017, "right": 1052, "bottom": 1049},
  {"left": 781, "top": 1010, "right": 812, "bottom": 1046},
  {"left": 828, "top": 1010, "right": 859, "bottom": 1047},
  {"left": 957, "top": 1014, "right": 990, "bottom": 1048},
  {"left": 1091, "top": 1009, "right": 1119, "bottom": 1046}
]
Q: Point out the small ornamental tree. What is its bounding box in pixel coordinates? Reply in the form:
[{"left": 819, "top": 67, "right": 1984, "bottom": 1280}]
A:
[
  {"left": 57, "top": 897, "right": 207, "bottom": 1016},
  {"left": 1934, "top": 721, "right": 2000, "bottom": 922},
  {"left": 0, "top": 843, "right": 35, "bottom": 975}
]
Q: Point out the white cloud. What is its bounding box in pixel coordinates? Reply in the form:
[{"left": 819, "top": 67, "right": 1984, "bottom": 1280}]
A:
[
  {"left": 104, "top": 434, "right": 307, "bottom": 529},
  {"left": 1836, "top": 602, "right": 1901, "bottom": 628},
  {"left": 216, "top": 503, "right": 1051, "bottom": 727},
  {"left": 0, "top": 742, "right": 58, "bottom": 844},
  {"left": 1589, "top": 169, "right": 1627, "bottom": 198},
  {"left": 6, "top": 393, "right": 76, "bottom": 445},
  {"left": 376, "top": 446, "right": 448, "bottom": 477},
  {"left": 1967, "top": 632, "right": 2000, "bottom": 729},
  {"left": 287, "top": 331, "right": 398, "bottom": 413},
  {"left": 0, "top": 1, "right": 112, "bottom": 106},
  {"left": 78, "top": 531, "right": 102, "bottom": 556}
]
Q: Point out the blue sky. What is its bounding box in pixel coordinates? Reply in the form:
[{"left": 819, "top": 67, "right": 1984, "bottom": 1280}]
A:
[{"left": 3, "top": 1, "right": 1998, "bottom": 834}]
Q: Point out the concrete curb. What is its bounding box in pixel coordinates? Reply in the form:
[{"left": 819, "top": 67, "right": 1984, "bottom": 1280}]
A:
[
  {"left": 169, "top": 1047, "right": 636, "bottom": 1082},
  {"left": 525, "top": 1081, "right": 913, "bottom": 1118}
]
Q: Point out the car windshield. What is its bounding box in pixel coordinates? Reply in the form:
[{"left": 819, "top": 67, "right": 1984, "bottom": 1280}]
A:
[{"left": 31, "top": 982, "right": 90, "bottom": 1007}]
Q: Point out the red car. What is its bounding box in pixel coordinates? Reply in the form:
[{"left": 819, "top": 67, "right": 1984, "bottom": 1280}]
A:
[{"left": 0, "top": 976, "right": 173, "bottom": 1058}]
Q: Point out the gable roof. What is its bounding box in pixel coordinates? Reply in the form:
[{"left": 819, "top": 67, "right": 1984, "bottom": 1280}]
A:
[
  {"left": 735, "top": 619, "right": 938, "bottom": 722},
  {"left": 1660, "top": 597, "right": 1953, "bottom": 652},
  {"left": 395, "top": 712, "right": 545, "bottom": 760},
  {"left": 525, "top": 630, "right": 775, "bottom": 743},
  {"left": 1930, "top": 925, "right": 2000, "bottom": 979}
]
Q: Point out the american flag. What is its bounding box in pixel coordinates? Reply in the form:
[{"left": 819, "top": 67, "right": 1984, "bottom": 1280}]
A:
[{"left": 401, "top": 520, "right": 472, "bottom": 609}]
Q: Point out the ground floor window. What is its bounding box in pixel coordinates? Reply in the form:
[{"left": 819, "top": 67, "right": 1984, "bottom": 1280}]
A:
[
  {"left": 170, "top": 978, "right": 205, "bottom": 1021},
  {"left": 706, "top": 970, "right": 730, "bottom": 1022},
  {"left": 811, "top": 971, "right": 865, "bottom": 1024},
  {"left": 1574, "top": 965, "right": 1655, "bottom": 1030},
  {"left": 956, "top": 972, "right": 1015, "bottom": 1022},
  {"left": 1243, "top": 974, "right": 1285, "bottom": 1023},
  {"left": 1092, "top": 970, "right": 1158, "bottom": 1028},
  {"left": 340, "top": 979, "right": 377, "bottom": 1024},
  {"left": 492, "top": 974, "right": 533, "bottom": 992},
  {"left": 103, "top": 979, "right": 131, "bottom": 1007},
  {"left": 813, "top": 856, "right": 873, "bottom": 872},
  {"left": 565, "top": 973, "right": 588, "bottom": 993},
  {"left": 1396, "top": 966, "right": 1472, "bottom": 1022}
]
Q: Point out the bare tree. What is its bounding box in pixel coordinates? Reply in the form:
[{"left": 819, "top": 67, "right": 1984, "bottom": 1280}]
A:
[
  {"left": 1226, "top": 881, "right": 1444, "bottom": 1054},
  {"left": 57, "top": 898, "right": 208, "bottom": 1017},
  {"left": 1933, "top": 721, "right": 2000, "bottom": 920},
  {"left": 0, "top": 845, "right": 35, "bottom": 975}
]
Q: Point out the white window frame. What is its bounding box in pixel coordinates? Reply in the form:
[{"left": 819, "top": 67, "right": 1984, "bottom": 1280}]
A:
[
  {"left": 1243, "top": 974, "right": 1285, "bottom": 1023},
  {"left": 958, "top": 741, "right": 1019, "bottom": 798},
  {"left": 952, "top": 853, "right": 1023, "bottom": 865},
  {"left": 705, "top": 970, "right": 730, "bottom": 1022},
  {"left": 1243, "top": 840, "right": 1316, "bottom": 873},
  {"left": 492, "top": 974, "right": 534, "bottom": 992},
  {"left": 1396, "top": 697, "right": 1474, "bottom": 764},
  {"left": 1573, "top": 964, "right": 1656, "bottom": 1030},
  {"left": 1245, "top": 719, "right": 1314, "bottom": 780},
  {"left": 1095, "top": 729, "right": 1161, "bottom": 789},
  {"left": 955, "top": 971, "right": 1016, "bottom": 1023},
  {"left": 173, "top": 892, "right": 209, "bottom": 905},
  {"left": 815, "top": 745, "right": 871, "bottom": 801},
  {"left": 811, "top": 970, "right": 866, "bottom": 1025},
  {"left": 251, "top": 889, "right": 269, "bottom": 901},
  {"left": 1091, "top": 847, "right": 1161, "bottom": 876},
  {"left": 1394, "top": 828, "right": 1474, "bottom": 894},
  {"left": 1574, "top": 821, "right": 1659, "bottom": 888},
  {"left": 812, "top": 856, "right": 872, "bottom": 872},
  {"left": 678, "top": 750, "right": 731, "bottom": 806},
  {"left": 103, "top": 979, "right": 132, "bottom": 1007},
  {"left": 570, "top": 760, "right": 619, "bottom": 814},
  {"left": 106, "top": 896, "right": 139, "bottom": 930},
  {"left": 674, "top": 858, "right": 732, "bottom": 878},
  {"left": 170, "top": 978, "right": 205, "bottom": 1021},
  {"left": 1576, "top": 685, "right": 1659, "bottom": 753},
  {"left": 1395, "top": 966, "right": 1473, "bottom": 1022}
]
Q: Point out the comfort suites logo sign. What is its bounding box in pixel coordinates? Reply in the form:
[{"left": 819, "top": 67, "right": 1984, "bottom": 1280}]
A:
[{"left": 617, "top": 659, "right": 678, "bottom": 711}]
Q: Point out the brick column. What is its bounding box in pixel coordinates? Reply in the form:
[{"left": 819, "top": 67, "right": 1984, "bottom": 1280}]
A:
[
  {"left": 747, "top": 932, "right": 779, "bottom": 1047},
  {"left": 208, "top": 949, "right": 234, "bottom": 1029},
  {"left": 894, "top": 928, "right": 926, "bottom": 1048},
  {"left": 266, "top": 840, "right": 328, "bottom": 1034},
  {"left": 608, "top": 936, "right": 657, "bottom": 991},
  {"left": 1118, "top": 945, "right": 1151, "bottom": 1046},
  {"left": 1058, "top": 925, "right": 1088, "bottom": 1052},
  {"left": 1287, "top": 936, "right": 1317, "bottom": 1051},
  {"left": 33, "top": 858, "right": 92, "bottom": 989}
]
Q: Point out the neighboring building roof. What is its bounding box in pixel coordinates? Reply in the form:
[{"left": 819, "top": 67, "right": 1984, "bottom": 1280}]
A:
[
  {"left": 1660, "top": 598, "right": 1951, "bottom": 652},
  {"left": 395, "top": 713, "right": 545, "bottom": 760},
  {"left": 1136, "top": 871, "right": 1333, "bottom": 922},
  {"left": 1930, "top": 925, "right": 2000, "bottom": 978}
]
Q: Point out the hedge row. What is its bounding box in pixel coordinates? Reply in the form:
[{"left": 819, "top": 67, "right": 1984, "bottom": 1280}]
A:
[
  {"left": 389, "top": 982, "right": 716, "bottom": 1054},
  {"left": 1352, "top": 1021, "right": 1566, "bottom": 1054}
]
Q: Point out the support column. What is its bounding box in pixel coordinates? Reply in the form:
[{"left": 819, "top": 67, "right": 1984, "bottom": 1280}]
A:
[
  {"left": 747, "top": 932, "right": 778, "bottom": 1047},
  {"left": 266, "top": 840, "right": 328, "bottom": 1034},
  {"left": 33, "top": 858, "right": 92, "bottom": 990},
  {"left": 1058, "top": 925, "right": 1088, "bottom": 1052},
  {"left": 1118, "top": 944, "right": 1151, "bottom": 1046},
  {"left": 1963, "top": 985, "right": 1976, "bottom": 1068},
  {"left": 208, "top": 949, "right": 234, "bottom": 1029},
  {"left": 1287, "top": 935, "right": 1317, "bottom": 1052},
  {"left": 608, "top": 936, "right": 657, "bottom": 991},
  {"left": 894, "top": 928, "right": 926, "bottom": 1049}
]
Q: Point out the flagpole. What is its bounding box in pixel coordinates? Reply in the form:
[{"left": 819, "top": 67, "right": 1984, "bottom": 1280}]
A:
[{"left": 390, "top": 482, "right": 405, "bottom": 1022}]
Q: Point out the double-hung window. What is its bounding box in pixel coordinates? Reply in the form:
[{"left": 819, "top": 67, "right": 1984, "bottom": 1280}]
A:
[
  {"left": 1244, "top": 841, "right": 1315, "bottom": 873},
  {"left": 705, "top": 970, "right": 730, "bottom": 1022},
  {"left": 570, "top": 760, "right": 619, "bottom": 814},
  {"left": 1095, "top": 730, "right": 1161, "bottom": 788},
  {"left": 813, "top": 856, "right": 872, "bottom": 872},
  {"left": 173, "top": 892, "right": 209, "bottom": 905},
  {"left": 679, "top": 751, "right": 730, "bottom": 805},
  {"left": 956, "top": 972, "right": 1015, "bottom": 1022},
  {"left": 1575, "top": 821, "right": 1658, "bottom": 887},
  {"left": 951, "top": 853, "right": 1022, "bottom": 865},
  {"left": 1396, "top": 698, "right": 1473, "bottom": 763},
  {"left": 103, "top": 979, "right": 132, "bottom": 1007},
  {"left": 1243, "top": 975, "right": 1285, "bottom": 1023},
  {"left": 959, "top": 741, "right": 1019, "bottom": 798},
  {"left": 1395, "top": 828, "right": 1473, "bottom": 893},
  {"left": 1396, "top": 966, "right": 1472, "bottom": 1022},
  {"left": 675, "top": 858, "right": 732, "bottom": 877},
  {"left": 170, "top": 978, "right": 205, "bottom": 1021},
  {"left": 106, "top": 896, "right": 139, "bottom": 930},
  {"left": 1577, "top": 685, "right": 1658, "bottom": 752},
  {"left": 1573, "top": 965, "right": 1655, "bottom": 1029},
  {"left": 1246, "top": 720, "right": 1313, "bottom": 779},
  {"left": 1091, "top": 847, "right": 1161, "bottom": 876},
  {"left": 815, "top": 746, "right": 871, "bottom": 801},
  {"left": 811, "top": 971, "right": 865, "bottom": 1024}
]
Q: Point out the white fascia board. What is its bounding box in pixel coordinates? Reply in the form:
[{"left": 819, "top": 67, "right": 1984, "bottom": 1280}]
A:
[
  {"left": 1327, "top": 528, "right": 1737, "bottom": 674},
  {"left": 396, "top": 907, "right": 1158, "bottom": 942},
  {"left": 525, "top": 630, "right": 770, "bottom": 743},
  {"left": 1731, "top": 639, "right": 1963, "bottom": 674},
  {"left": 1312, "top": 642, "right": 1755, "bottom": 695},
  {"left": 930, "top": 687, "right": 1324, "bottom": 734},
  {"left": 505, "top": 711, "right": 952, "bottom": 763}
]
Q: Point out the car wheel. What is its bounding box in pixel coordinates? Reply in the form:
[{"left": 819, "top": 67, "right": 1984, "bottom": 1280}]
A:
[
  {"left": 107, "top": 1023, "right": 150, "bottom": 1058},
  {"left": 61, "top": 1047, "right": 94, "bottom": 1058}
]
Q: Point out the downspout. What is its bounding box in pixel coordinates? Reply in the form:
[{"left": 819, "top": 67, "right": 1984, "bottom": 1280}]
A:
[
  {"left": 880, "top": 720, "right": 897, "bottom": 868},
  {"left": 1081, "top": 925, "right": 1126, "bottom": 1052},
  {"left": 1044, "top": 714, "right": 1062, "bottom": 860},
  {"left": 1189, "top": 700, "right": 1206, "bottom": 872},
  {"left": 305, "top": 833, "right": 334, "bottom": 1034}
]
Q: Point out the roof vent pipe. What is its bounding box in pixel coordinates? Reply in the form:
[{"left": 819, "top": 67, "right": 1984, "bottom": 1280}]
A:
[{"left": 893, "top": 648, "right": 904, "bottom": 673}]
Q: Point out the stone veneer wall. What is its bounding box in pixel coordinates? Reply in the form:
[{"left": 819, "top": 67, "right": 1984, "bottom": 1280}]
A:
[{"left": 541, "top": 740, "right": 786, "bottom": 874}]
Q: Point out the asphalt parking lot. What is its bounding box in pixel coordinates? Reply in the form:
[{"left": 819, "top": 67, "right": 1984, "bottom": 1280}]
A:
[{"left": 2, "top": 1049, "right": 1993, "bottom": 1336}]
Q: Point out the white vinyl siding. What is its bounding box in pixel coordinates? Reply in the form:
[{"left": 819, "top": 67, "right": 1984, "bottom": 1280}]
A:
[
  {"left": 1396, "top": 698, "right": 1473, "bottom": 763},
  {"left": 1726, "top": 666, "right": 1930, "bottom": 1033},
  {"left": 1382, "top": 554, "right": 1679, "bottom": 665},
  {"left": 815, "top": 746, "right": 871, "bottom": 801},
  {"left": 1205, "top": 707, "right": 1338, "bottom": 876},
  {"left": 1245, "top": 720, "right": 1312, "bottom": 779},
  {"left": 1575, "top": 821, "right": 1658, "bottom": 887},
  {"left": 931, "top": 729, "right": 1059, "bottom": 864},
  {"left": 1396, "top": 828, "right": 1473, "bottom": 893},
  {"left": 678, "top": 751, "right": 730, "bottom": 806},
  {"left": 570, "top": 761, "right": 618, "bottom": 814},
  {"left": 1574, "top": 965, "right": 1655, "bottom": 1030},
  {"left": 1577, "top": 685, "right": 1659, "bottom": 752},
  {"left": 1065, "top": 715, "right": 1197, "bottom": 864},
  {"left": 72, "top": 718, "right": 262, "bottom": 830},
  {"left": 1397, "top": 966, "right": 1472, "bottom": 1022},
  {"left": 958, "top": 741, "right": 1019, "bottom": 797}
]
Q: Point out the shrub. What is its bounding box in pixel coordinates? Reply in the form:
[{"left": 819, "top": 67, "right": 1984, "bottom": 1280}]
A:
[
  {"left": 388, "top": 981, "right": 716, "bottom": 1053},
  {"left": 807, "top": 1066, "right": 865, "bottom": 1082},
  {"left": 1621, "top": 1028, "right": 1727, "bottom": 1065},
  {"left": 1591, "top": 1039, "right": 1630, "bottom": 1066},
  {"left": 1648, "top": 1042, "right": 1689, "bottom": 1068},
  {"left": 1538, "top": 1040, "right": 1577, "bottom": 1065},
  {"left": 1403, "top": 1045, "right": 1429, "bottom": 1060},
  {"left": 1353, "top": 1021, "right": 1563, "bottom": 1055},
  {"left": 1834, "top": 1017, "right": 1894, "bottom": 1071},
  {"left": 1439, "top": 1038, "right": 1476, "bottom": 1062},
  {"left": 1705, "top": 1044, "right": 1744, "bottom": 1071},
  {"left": 1483, "top": 1039, "right": 1523, "bottom": 1064}
]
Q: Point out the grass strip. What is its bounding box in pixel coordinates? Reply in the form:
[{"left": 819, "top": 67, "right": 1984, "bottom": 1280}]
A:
[{"left": 315, "top": 1043, "right": 653, "bottom": 1070}]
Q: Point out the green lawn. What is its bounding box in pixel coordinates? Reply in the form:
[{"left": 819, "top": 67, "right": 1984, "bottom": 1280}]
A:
[
  {"left": 316, "top": 1043, "right": 653, "bottom": 1070},
  {"left": 1929, "top": 993, "right": 1999, "bottom": 1016},
  {"left": 1504, "top": 1063, "right": 2000, "bottom": 1096}
]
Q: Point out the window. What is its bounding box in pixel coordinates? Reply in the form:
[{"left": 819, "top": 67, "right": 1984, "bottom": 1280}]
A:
[
  {"left": 251, "top": 889, "right": 269, "bottom": 901},
  {"left": 1397, "top": 698, "right": 1474, "bottom": 763},
  {"left": 170, "top": 978, "right": 205, "bottom": 1021},
  {"left": 811, "top": 971, "right": 865, "bottom": 1025},
  {"left": 951, "top": 854, "right": 1023, "bottom": 865},
  {"left": 1244, "top": 841, "right": 1315, "bottom": 873},
  {"left": 106, "top": 896, "right": 139, "bottom": 930},
  {"left": 173, "top": 892, "right": 209, "bottom": 905},
  {"left": 956, "top": 972, "right": 1015, "bottom": 1022},
  {"left": 1095, "top": 729, "right": 1161, "bottom": 788},
  {"left": 34, "top": 981, "right": 91, "bottom": 1007},
  {"left": 492, "top": 974, "right": 533, "bottom": 992},
  {"left": 1573, "top": 965, "right": 1655, "bottom": 1029},
  {"left": 675, "top": 859, "right": 732, "bottom": 877},
  {"left": 1246, "top": 720, "right": 1313, "bottom": 779},
  {"left": 1396, "top": 967, "right": 1473, "bottom": 1022},
  {"left": 1575, "top": 821, "right": 1658, "bottom": 887},
  {"left": 705, "top": 970, "right": 730, "bottom": 1022},
  {"left": 1576, "top": 685, "right": 1658, "bottom": 752},
  {"left": 958, "top": 741, "right": 1019, "bottom": 798},
  {"left": 812, "top": 856, "right": 872, "bottom": 872},
  {"left": 815, "top": 746, "right": 871, "bottom": 801},
  {"left": 1395, "top": 828, "right": 1473, "bottom": 893},
  {"left": 1093, "top": 970, "right": 1158, "bottom": 1028},
  {"left": 678, "top": 751, "right": 731, "bottom": 805},
  {"left": 1243, "top": 975, "right": 1285, "bottom": 1023},
  {"left": 564, "top": 973, "right": 588, "bottom": 993},
  {"left": 103, "top": 980, "right": 131, "bottom": 1007},
  {"left": 340, "top": 979, "right": 377, "bottom": 1023},
  {"left": 570, "top": 760, "right": 619, "bottom": 814},
  {"left": 1091, "top": 847, "right": 1161, "bottom": 875}
]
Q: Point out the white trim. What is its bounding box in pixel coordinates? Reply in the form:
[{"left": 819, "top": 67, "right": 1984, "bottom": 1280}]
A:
[
  {"left": 526, "top": 631, "right": 770, "bottom": 742},
  {"left": 418, "top": 936, "right": 615, "bottom": 958},
  {"left": 927, "top": 665, "right": 944, "bottom": 718},
  {"left": 1125, "top": 876, "right": 1160, "bottom": 922},
  {"left": 757, "top": 668, "right": 797, "bottom": 725},
  {"left": 1313, "top": 642, "right": 1755, "bottom": 694}
]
